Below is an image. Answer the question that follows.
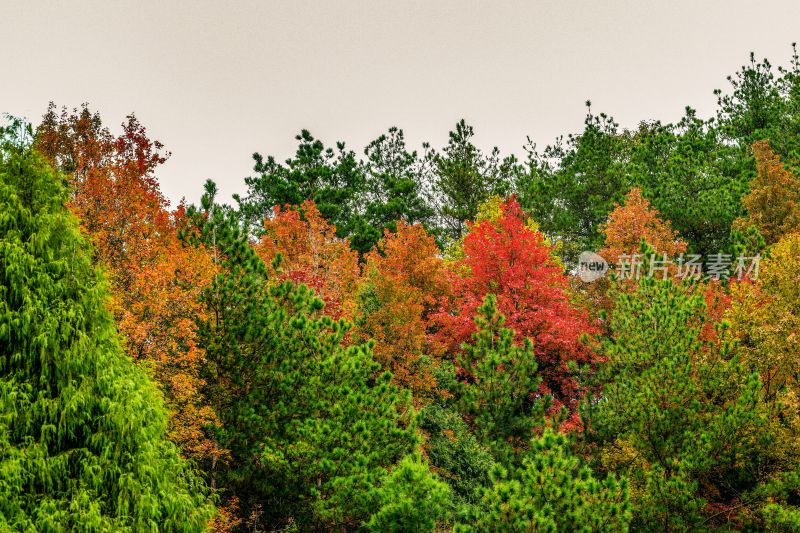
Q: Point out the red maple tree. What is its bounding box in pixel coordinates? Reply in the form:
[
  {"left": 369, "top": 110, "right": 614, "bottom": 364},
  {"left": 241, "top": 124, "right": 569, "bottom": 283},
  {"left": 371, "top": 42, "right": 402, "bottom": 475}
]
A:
[{"left": 432, "top": 197, "right": 600, "bottom": 415}]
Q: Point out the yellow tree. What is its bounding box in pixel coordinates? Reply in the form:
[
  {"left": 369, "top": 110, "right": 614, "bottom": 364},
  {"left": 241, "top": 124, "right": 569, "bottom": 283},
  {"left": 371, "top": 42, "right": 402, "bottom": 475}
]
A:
[
  {"left": 727, "top": 232, "right": 800, "bottom": 470},
  {"left": 736, "top": 140, "right": 800, "bottom": 244},
  {"left": 728, "top": 233, "right": 800, "bottom": 401}
]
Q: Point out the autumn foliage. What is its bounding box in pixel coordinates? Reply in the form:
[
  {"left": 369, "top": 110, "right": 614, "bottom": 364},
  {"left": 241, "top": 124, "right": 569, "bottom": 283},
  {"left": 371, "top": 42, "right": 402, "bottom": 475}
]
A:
[
  {"left": 599, "top": 187, "right": 688, "bottom": 265},
  {"left": 433, "top": 197, "right": 599, "bottom": 412},
  {"left": 571, "top": 188, "right": 691, "bottom": 322},
  {"left": 254, "top": 200, "right": 360, "bottom": 320},
  {"left": 355, "top": 221, "right": 451, "bottom": 394},
  {"left": 736, "top": 140, "right": 800, "bottom": 245},
  {"left": 33, "top": 105, "right": 226, "bottom": 490},
  {"left": 17, "top": 59, "right": 800, "bottom": 530}
]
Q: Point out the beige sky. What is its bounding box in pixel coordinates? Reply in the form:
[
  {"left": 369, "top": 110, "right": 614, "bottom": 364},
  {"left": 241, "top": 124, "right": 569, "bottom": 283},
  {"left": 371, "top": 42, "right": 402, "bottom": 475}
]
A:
[{"left": 3, "top": 0, "right": 800, "bottom": 205}]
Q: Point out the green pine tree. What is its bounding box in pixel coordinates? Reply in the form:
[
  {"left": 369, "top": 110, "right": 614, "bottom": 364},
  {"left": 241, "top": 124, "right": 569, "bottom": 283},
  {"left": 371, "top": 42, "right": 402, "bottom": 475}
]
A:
[
  {"left": 429, "top": 120, "right": 517, "bottom": 242},
  {"left": 0, "top": 123, "right": 213, "bottom": 531},
  {"left": 238, "top": 130, "right": 367, "bottom": 249},
  {"left": 581, "top": 274, "right": 778, "bottom": 531},
  {"left": 519, "top": 105, "right": 631, "bottom": 263},
  {"left": 366, "top": 454, "right": 451, "bottom": 532},
  {"left": 456, "top": 430, "right": 630, "bottom": 532},
  {"left": 187, "top": 180, "right": 441, "bottom": 530},
  {"left": 456, "top": 294, "right": 548, "bottom": 462},
  {"left": 359, "top": 127, "right": 435, "bottom": 250},
  {"left": 419, "top": 404, "right": 497, "bottom": 516}
]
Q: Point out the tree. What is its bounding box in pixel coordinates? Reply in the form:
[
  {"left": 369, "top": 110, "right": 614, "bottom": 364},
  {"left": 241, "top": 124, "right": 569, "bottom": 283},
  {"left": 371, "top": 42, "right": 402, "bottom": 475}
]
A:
[
  {"left": 0, "top": 131, "right": 213, "bottom": 530},
  {"left": 433, "top": 197, "right": 600, "bottom": 414},
  {"left": 366, "top": 454, "right": 451, "bottom": 532},
  {"left": 598, "top": 187, "right": 687, "bottom": 266},
  {"left": 359, "top": 127, "right": 436, "bottom": 251},
  {"left": 238, "top": 130, "right": 369, "bottom": 250},
  {"left": 629, "top": 110, "right": 751, "bottom": 258},
  {"left": 419, "top": 404, "right": 497, "bottom": 515},
  {"left": 430, "top": 120, "right": 517, "bottom": 242},
  {"left": 188, "top": 181, "right": 422, "bottom": 530},
  {"left": 253, "top": 200, "right": 360, "bottom": 320},
  {"left": 715, "top": 47, "right": 800, "bottom": 163},
  {"left": 520, "top": 105, "right": 632, "bottom": 262},
  {"left": 582, "top": 274, "right": 789, "bottom": 530},
  {"left": 573, "top": 188, "right": 689, "bottom": 325},
  {"left": 728, "top": 233, "right": 800, "bottom": 403},
  {"left": 33, "top": 105, "right": 225, "bottom": 491},
  {"left": 735, "top": 140, "right": 800, "bottom": 245},
  {"left": 455, "top": 295, "right": 548, "bottom": 460},
  {"left": 355, "top": 221, "right": 451, "bottom": 394},
  {"left": 726, "top": 234, "right": 800, "bottom": 497},
  {"left": 456, "top": 431, "right": 630, "bottom": 532},
  {"left": 520, "top": 105, "right": 750, "bottom": 262}
]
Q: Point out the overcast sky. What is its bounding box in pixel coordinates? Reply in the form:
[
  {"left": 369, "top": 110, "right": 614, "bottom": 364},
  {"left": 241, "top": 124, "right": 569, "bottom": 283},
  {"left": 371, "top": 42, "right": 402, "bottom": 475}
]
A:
[{"left": 3, "top": 0, "right": 800, "bottom": 205}]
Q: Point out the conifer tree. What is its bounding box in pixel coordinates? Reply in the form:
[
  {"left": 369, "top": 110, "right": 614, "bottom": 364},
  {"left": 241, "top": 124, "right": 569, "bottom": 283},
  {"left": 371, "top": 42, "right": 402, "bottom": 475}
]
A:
[
  {"left": 419, "top": 404, "right": 497, "bottom": 515},
  {"left": 456, "top": 430, "right": 630, "bottom": 532},
  {"left": 582, "top": 274, "right": 786, "bottom": 530},
  {"left": 520, "top": 106, "right": 631, "bottom": 261},
  {"left": 187, "top": 181, "right": 439, "bottom": 530},
  {"left": 0, "top": 125, "right": 212, "bottom": 531},
  {"left": 360, "top": 127, "right": 436, "bottom": 250},
  {"left": 429, "top": 120, "right": 517, "bottom": 241},
  {"left": 715, "top": 48, "right": 800, "bottom": 162},
  {"left": 238, "top": 130, "right": 370, "bottom": 251},
  {"left": 366, "top": 454, "right": 451, "bottom": 532},
  {"left": 455, "top": 295, "right": 548, "bottom": 461}
]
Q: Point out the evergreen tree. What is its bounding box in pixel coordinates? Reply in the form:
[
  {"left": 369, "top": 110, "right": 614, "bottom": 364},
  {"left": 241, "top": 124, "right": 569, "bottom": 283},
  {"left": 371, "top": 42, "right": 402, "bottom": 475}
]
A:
[
  {"left": 239, "top": 128, "right": 437, "bottom": 255},
  {"left": 520, "top": 105, "right": 631, "bottom": 262},
  {"left": 419, "top": 404, "right": 497, "bottom": 515},
  {"left": 366, "top": 454, "right": 451, "bottom": 532},
  {"left": 0, "top": 124, "right": 212, "bottom": 531},
  {"left": 715, "top": 47, "right": 800, "bottom": 163},
  {"left": 430, "top": 120, "right": 517, "bottom": 242},
  {"left": 455, "top": 295, "right": 548, "bottom": 461},
  {"left": 359, "top": 127, "right": 435, "bottom": 251},
  {"left": 520, "top": 103, "right": 751, "bottom": 262},
  {"left": 582, "top": 274, "right": 784, "bottom": 530},
  {"left": 456, "top": 430, "right": 630, "bottom": 532},
  {"left": 628, "top": 111, "right": 750, "bottom": 258},
  {"left": 238, "top": 130, "right": 368, "bottom": 249},
  {"left": 187, "top": 181, "right": 437, "bottom": 530}
]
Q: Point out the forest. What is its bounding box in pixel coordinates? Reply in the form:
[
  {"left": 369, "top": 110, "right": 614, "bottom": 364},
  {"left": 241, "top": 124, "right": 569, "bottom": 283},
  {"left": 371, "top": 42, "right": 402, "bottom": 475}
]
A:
[{"left": 2, "top": 47, "right": 800, "bottom": 532}]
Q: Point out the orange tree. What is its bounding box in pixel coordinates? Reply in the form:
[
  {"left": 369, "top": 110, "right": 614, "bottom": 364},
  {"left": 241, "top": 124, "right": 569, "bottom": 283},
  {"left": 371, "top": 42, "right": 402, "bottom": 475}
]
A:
[
  {"left": 253, "top": 200, "right": 360, "bottom": 321},
  {"left": 735, "top": 140, "right": 800, "bottom": 245},
  {"left": 355, "top": 221, "right": 451, "bottom": 395},
  {"left": 33, "top": 105, "right": 226, "bottom": 494},
  {"left": 574, "top": 187, "right": 689, "bottom": 325}
]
